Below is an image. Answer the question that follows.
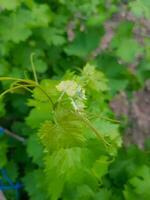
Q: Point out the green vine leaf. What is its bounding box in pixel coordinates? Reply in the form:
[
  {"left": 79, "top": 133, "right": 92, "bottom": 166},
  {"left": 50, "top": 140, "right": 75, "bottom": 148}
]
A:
[{"left": 39, "top": 110, "right": 86, "bottom": 152}]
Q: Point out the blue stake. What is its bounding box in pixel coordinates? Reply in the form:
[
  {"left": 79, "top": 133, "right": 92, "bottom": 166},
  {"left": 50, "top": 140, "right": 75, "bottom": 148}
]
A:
[
  {"left": 0, "top": 127, "right": 4, "bottom": 137},
  {"left": 0, "top": 169, "right": 22, "bottom": 200}
]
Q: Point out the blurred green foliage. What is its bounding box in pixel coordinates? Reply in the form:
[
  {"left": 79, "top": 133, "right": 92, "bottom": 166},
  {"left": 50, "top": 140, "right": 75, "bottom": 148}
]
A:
[{"left": 0, "top": 0, "right": 150, "bottom": 199}]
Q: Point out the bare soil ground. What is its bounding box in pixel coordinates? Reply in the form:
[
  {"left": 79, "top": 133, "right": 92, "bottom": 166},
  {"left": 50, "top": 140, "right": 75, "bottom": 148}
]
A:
[{"left": 110, "top": 80, "right": 150, "bottom": 148}]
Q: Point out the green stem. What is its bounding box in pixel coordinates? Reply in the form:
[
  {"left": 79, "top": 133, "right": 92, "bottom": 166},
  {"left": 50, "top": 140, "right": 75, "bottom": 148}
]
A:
[
  {"left": 0, "top": 84, "right": 34, "bottom": 97},
  {"left": 0, "top": 77, "right": 35, "bottom": 85},
  {"left": 77, "top": 112, "right": 111, "bottom": 147},
  {"left": 36, "top": 85, "right": 55, "bottom": 108},
  {"left": 89, "top": 113, "right": 120, "bottom": 124},
  {"left": 0, "top": 77, "right": 54, "bottom": 107},
  {"left": 31, "top": 53, "right": 38, "bottom": 84}
]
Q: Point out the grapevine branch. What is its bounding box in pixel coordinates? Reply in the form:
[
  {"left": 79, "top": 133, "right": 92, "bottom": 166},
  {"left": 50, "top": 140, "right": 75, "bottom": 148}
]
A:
[{"left": 0, "top": 127, "right": 26, "bottom": 144}]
